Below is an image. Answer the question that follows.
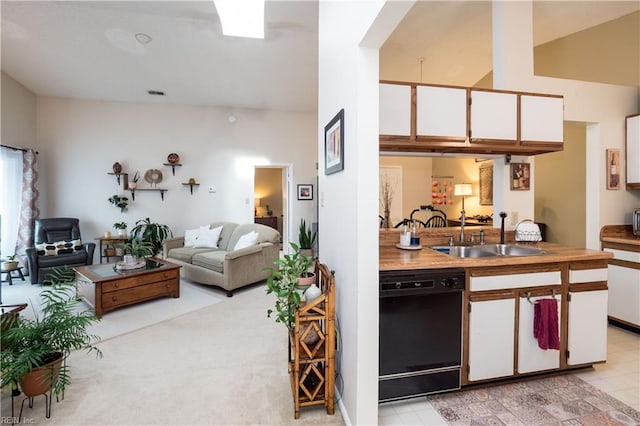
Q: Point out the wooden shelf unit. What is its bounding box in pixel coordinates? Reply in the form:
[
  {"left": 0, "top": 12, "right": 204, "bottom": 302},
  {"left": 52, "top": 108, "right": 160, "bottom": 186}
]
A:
[{"left": 288, "top": 262, "right": 336, "bottom": 419}]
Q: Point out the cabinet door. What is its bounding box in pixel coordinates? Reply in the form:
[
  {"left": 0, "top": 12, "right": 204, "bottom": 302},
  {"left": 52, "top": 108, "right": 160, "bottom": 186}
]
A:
[
  {"left": 626, "top": 114, "right": 640, "bottom": 187},
  {"left": 468, "top": 298, "right": 515, "bottom": 381},
  {"left": 517, "top": 295, "right": 562, "bottom": 374},
  {"left": 470, "top": 90, "right": 517, "bottom": 142},
  {"left": 607, "top": 263, "right": 640, "bottom": 326},
  {"left": 416, "top": 85, "right": 467, "bottom": 139},
  {"left": 379, "top": 83, "right": 411, "bottom": 136},
  {"left": 567, "top": 290, "right": 608, "bottom": 366},
  {"left": 520, "top": 95, "right": 564, "bottom": 143}
]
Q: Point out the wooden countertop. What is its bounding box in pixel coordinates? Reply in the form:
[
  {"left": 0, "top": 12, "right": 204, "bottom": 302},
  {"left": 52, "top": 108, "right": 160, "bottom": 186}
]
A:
[
  {"left": 600, "top": 225, "right": 640, "bottom": 247},
  {"left": 380, "top": 242, "right": 612, "bottom": 271}
]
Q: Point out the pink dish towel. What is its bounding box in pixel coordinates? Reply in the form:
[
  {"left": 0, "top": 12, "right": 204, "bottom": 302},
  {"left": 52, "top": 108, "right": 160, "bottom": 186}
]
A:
[{"left": 533, "top": 298, "right": 560, "bottom": 350}]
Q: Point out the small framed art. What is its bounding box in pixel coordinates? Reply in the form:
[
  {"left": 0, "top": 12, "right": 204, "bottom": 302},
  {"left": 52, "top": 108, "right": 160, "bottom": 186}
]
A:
[
  {"left": 510, "top": 163, "right": 530, "bottom": 190},
  {"left": 297, "top": 184, "right": 313, "bottom": 200},
  {"left": 606, "top": 148, "right": 621, "bottom": 190},
  {"left": 324, "top": 109, "right": 344, "bottom": 175}
]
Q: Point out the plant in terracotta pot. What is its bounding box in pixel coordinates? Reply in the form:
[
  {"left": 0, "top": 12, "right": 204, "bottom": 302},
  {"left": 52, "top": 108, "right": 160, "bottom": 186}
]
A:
[
  {"left": 265, "top": 243, "right": 315, "bottom": 330},
  {"left": 129, "top": 218, "right": 172, "bottom": 257},
  {"left": 0, "top": 267, "right": 102, "bottom": 406}
]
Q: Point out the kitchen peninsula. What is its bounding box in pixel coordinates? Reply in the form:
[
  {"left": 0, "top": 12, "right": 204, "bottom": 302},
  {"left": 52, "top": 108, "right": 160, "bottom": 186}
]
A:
[{"left": 379, "top": 226, "right": 612, "bottom": 391}]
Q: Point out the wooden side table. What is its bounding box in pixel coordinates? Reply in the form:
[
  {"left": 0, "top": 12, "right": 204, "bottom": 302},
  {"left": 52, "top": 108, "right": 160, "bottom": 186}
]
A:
[
  {"left": 1, "top": 264, "right": 25, "bottom": 285},
  {"left": 95, "top": 236, "right": 128, "bottom": 264}
]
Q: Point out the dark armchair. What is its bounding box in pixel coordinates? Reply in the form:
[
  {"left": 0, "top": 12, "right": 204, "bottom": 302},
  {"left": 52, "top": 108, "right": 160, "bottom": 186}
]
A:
[{"left": 25, "top": 218, "right": 95, "bottom": 284}]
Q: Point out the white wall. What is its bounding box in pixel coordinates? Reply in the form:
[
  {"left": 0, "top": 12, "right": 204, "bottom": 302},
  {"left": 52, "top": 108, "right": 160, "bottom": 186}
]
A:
[
  {"left": 1, "top": 72, "right": 37, "bottom": 147},
  {"left": 491, "top": 1, "right": 639, "bottom": 248},
  {"left": 35, "top": 97, "right": 317, "bottom": 256},
  {"left": 318, "top": 1, "right": 413, "bottom": 424}
]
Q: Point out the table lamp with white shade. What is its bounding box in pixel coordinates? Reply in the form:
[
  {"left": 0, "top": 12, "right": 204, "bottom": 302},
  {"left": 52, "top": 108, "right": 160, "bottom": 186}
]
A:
[{"left": 454, "top": 183, "right": 473, "bottom": 243}]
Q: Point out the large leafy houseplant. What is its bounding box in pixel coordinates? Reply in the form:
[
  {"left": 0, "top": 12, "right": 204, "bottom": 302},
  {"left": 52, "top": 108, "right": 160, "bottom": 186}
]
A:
[
  {"left": 265, "top": 243, "right": 314, "bottom": 330},
  {"left": 130, "top": 217, "right": 172, "bottom": 257},
  {"left": 1, "top": 267, "right": 102, "bottom": 398}
]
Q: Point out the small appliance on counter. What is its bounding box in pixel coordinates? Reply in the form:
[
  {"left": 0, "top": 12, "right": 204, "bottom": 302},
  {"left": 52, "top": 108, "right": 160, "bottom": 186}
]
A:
[{"left": 633, "top": 208, "right": 640, "bottom": 237}]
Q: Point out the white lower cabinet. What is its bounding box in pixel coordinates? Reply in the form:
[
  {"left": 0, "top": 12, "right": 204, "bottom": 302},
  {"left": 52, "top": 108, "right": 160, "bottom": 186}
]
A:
[
  {"left": 517, "top": 295, "right": 562, "bottom": 374},
  {"left": 567, "top": 290, "right": 608, "bottom": 366},
  {"left": 468, "top": 298, "right": 515, "bottom": 381},
  {"left": 606, "top": 260, "right": 640, "bottom": 327}
]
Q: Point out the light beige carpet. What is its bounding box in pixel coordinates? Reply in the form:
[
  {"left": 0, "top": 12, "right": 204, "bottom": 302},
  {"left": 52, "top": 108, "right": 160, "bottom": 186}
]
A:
[{"left": 1, "top": 282, "right": 344, "bottom": 425}]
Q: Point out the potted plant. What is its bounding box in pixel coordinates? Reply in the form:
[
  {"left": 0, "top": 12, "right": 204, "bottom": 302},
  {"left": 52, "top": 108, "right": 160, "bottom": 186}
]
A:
[
  {"left": 129, "top": 171, "right": 140, "bottom": 189},
  {"left": 130, "top": 218, "right": 172, "bottom": 257},
  {"left": 1, "top": 267, "right": 102, "bottom": 405},
  {"left": 108, "top": 194, "right": 128, "bottom": 213},
  {"left": 121, "top": 239, "right": 153, "bottom": 261},
  {"left": 298, "top": 219, "right": 317, "bottom": 258},
  {"left": 113, "top": 221, "right": 128, "bottom": 237},
  {"left": 265, "top": 243, "right": 315, "bottom": 330},
  {"left": 2, "top": 254, "right": 19, "bottom": 270}
]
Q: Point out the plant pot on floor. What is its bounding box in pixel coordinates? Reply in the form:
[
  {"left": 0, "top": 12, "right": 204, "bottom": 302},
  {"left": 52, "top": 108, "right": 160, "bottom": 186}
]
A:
[{"left": 19, "top": 352, "right": 63, "bottom": 398}]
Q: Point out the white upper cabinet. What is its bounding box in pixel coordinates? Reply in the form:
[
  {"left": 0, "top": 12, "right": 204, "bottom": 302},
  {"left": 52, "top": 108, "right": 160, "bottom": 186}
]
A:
[
  {"left": 379, "top": 83, "right": 411, "bottom": 136},
  {"left": 520, "top": 95, "right": 564, "bottom": 143},
  {"left": 470, "top": 90, "right": 518, "bottom": 141},
  {"left": 626, "top": 114, "right": 640, "bottom": 188},
  {"left": 416, "top": 85, "right": 467, "bottom": 139}
]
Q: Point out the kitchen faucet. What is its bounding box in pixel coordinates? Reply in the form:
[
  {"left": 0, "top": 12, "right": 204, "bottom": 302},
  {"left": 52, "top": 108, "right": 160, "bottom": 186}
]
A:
[{"left": 499, "top": 212, "right": 507, "bottom": 244}]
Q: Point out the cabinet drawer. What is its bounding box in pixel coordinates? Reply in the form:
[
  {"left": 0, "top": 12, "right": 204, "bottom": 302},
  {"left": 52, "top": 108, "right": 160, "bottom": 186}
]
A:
[
  {"left": 604, "top": 248, "right": 640, "bottom": 263},
  {"left": 102, "top": 281, "right": 179, "bottom": 310},
  {"left": 569, "top": 268, "right": 608, "bottom": 284},
  {"left": 102, "top": 269, "right": 178, "bottom": 292},
  {"left": 469, "top": 271, "right": 561, "bottom": 291}
]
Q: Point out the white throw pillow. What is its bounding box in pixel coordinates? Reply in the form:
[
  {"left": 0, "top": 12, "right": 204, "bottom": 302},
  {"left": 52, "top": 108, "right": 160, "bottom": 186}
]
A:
[
  {"left": 184, "top": 229, "right": 200, "bottom": 248},
  {"left": 184, "top": 225, "right": 212, "bottom": 248},
  {"left": 194, "top": 226, "right": 223, "bottom": 248},
  {"left": 233, "top": 231, "right": 259, "bottom": 250}
]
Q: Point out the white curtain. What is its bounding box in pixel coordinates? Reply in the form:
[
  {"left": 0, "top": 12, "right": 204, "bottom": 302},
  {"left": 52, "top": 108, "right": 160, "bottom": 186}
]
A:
[{"left": 0, "top": 146, "right": 23, "bottom": 259}]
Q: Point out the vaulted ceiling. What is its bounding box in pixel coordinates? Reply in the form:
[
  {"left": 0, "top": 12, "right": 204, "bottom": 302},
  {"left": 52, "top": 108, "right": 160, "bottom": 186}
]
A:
[{"left": 2, "top": 1, "right": 638, "bottom": 113}]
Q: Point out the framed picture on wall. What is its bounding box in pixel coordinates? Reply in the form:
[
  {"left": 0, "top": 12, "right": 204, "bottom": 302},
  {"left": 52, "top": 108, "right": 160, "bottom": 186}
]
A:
[
  {"left": 324, "top": 109, "right": 344, "bottom": 175},
  {"left": 297, "top": 184, "right": 313, "bottom": 200},
  {"left": 479, "top": 163, "right": 493, "bottom": 205},
  {"left": 510, "top": 163, "right": 530, "bottom": 190},
  {"left": 606, "top": 148, "right": 621, "bottom": 190}
]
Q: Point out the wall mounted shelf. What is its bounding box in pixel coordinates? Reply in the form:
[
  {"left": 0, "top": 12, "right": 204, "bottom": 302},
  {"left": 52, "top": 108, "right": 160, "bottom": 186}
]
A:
[
  {"left": 107, "top": 172, "right": 129, "bottom": 188},
  {"left": 163, "top": 163, "right": 182, "bottom": 176},
  {"left": 182, "top": 182, "right": 200, "bottom": 195},
  {"left": 129, "top": 188, "right": 167, "bottom": 201}
]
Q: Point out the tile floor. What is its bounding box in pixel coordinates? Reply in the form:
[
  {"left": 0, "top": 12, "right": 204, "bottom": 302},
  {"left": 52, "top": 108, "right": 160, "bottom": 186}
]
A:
[{"left": 378, "top": 325, "right": 640, "bottom": 425}]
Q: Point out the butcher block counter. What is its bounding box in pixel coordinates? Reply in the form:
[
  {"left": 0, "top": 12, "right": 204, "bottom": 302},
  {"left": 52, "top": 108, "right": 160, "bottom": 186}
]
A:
[
  {"left": 380, "top": 227, "right": 612, "bottom": 271},
  {"left": 379, "top": 227, "right": 613, "bottom": 386}
]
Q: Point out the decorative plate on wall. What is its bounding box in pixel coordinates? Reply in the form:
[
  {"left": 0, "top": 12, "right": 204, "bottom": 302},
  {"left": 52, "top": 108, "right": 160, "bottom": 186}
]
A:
[
  {"left": 144, "top": 169, "right": 163, "bottom": 186},
  {"left": 167, "top": 153, "right": 180, "bottom": 164}
]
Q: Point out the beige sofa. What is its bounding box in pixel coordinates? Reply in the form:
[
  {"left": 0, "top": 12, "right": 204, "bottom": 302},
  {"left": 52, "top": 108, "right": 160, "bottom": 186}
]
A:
[{"left": 163, "top": 222, "right": 280, "bottom": 297}]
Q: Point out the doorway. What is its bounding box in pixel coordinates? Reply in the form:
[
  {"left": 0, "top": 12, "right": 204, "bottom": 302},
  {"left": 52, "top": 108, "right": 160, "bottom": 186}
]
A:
[{"left": 254, "top": 165, "right": 291, "bottom": 250}]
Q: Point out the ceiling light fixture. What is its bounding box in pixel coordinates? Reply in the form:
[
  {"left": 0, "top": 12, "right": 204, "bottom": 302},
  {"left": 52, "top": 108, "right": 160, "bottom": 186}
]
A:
[
  {"left": 213, "top": 0, "right": 264, "bottom": 39},
  {"left": 135, "top": 32, "right": 152, "bottom": 45}
]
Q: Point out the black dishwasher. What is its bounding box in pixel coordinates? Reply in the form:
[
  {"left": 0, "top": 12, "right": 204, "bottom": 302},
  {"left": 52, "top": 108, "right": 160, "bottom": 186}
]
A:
[{"left": 379, "top": 268, "right": 465, "bottom": 402}]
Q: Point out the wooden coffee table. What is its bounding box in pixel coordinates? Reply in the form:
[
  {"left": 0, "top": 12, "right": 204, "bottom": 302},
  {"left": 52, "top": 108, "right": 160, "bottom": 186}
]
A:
[{"left": 75, "top": 258, "right": 181, "bottom": 318}]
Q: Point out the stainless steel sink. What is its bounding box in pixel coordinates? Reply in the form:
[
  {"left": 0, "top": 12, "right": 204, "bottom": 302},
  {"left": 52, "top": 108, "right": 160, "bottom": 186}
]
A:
[{"left": 430, "top": 244, "right": 545, "bottom": 258}]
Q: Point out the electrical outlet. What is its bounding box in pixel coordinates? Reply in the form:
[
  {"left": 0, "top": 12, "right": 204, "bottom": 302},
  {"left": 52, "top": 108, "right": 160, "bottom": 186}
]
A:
[
  {"left": 510, "top": 211, "right": 519, "bottom": 225},
  {"left": 208, "top": 186, "right": 216, "bottom": 193}
]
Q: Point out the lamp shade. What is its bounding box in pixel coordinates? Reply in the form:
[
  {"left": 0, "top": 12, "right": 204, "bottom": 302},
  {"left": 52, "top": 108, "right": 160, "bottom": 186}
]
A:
[{"left": 454, "top": 183, "right": 472, "bottom": 197}]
